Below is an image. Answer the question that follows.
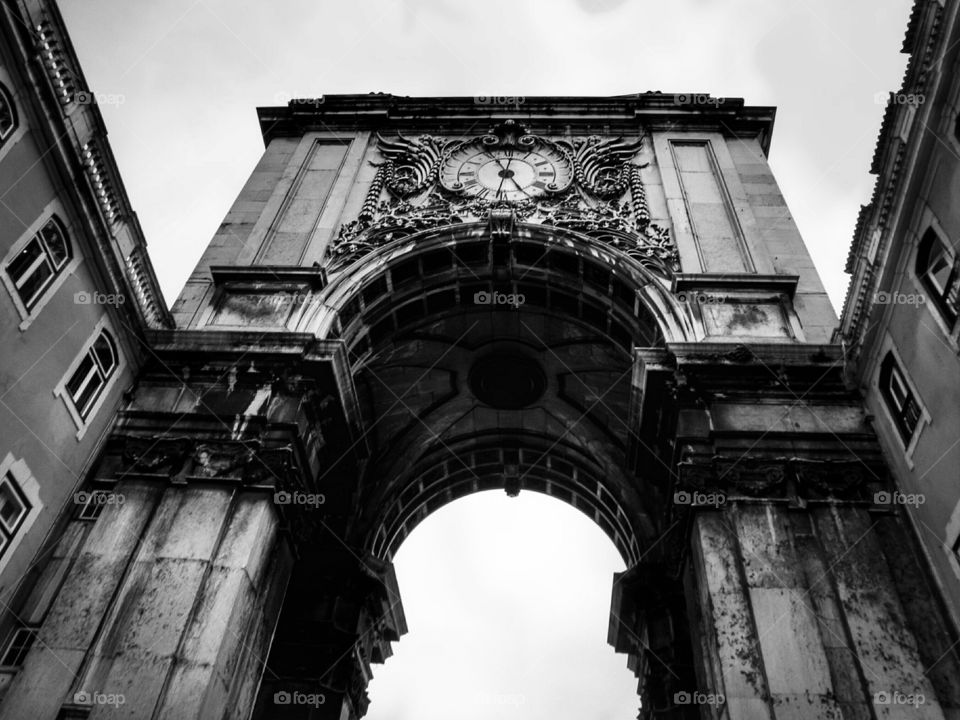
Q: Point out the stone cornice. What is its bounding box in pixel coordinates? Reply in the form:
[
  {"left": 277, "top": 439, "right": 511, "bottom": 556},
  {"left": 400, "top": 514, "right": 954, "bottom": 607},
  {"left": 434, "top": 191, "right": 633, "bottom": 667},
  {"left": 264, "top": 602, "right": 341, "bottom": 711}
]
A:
[
  {"left": 257, "top": 93, "right": 777, "bottom": 154},
  {"left": 839, "top": 0, "right": 953, "bottom": 346},
  {"left": 0, "top": 0, "right": 172, "bottom": 330}
]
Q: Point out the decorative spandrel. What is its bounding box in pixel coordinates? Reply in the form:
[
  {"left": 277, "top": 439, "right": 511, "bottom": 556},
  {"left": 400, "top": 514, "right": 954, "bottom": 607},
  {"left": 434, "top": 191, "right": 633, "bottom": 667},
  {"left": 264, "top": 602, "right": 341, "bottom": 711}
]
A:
[{"left": 327, "top": 120, "right": 677, "bottom": 275}]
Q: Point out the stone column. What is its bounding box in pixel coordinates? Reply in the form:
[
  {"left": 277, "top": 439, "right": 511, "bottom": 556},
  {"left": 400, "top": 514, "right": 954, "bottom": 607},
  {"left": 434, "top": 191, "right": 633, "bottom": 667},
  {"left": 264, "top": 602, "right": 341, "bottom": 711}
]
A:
[
  {"left": 251, "top": 548, "right": 406, "bottom": 720},
  {"left": 627, "top": 344, "right": 960, "bottom": 720},
  {"left": 676, "top": 460, "right": 960, "bottom": 720},
  {"left": 0, "top": 456, "right": 293, "bottom": 719},
  {"left": 608, "top": 557, "right": 700, "bottom": 719}
]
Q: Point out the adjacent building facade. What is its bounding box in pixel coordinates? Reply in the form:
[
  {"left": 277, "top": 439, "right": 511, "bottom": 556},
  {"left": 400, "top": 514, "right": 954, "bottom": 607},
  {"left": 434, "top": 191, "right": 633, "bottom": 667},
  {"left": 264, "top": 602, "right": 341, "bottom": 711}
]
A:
[
  {"left": 0, "top": 1, "right": 959, "bottom": 719},
  {"left": 838, "top": 0, "right": 960, "bottom": 628},
  {"left": 0, "top": 0, "right": 169, "bottom": 693}
]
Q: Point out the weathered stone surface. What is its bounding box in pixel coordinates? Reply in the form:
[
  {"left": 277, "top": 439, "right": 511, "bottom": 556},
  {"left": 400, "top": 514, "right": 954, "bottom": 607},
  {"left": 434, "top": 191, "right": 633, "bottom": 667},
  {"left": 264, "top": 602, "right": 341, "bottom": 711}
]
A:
[
  {"left": 87, "top": 653, "right": 171, "bottom": 719},
  {"left": 734, "top": 506, "right": 805, "bottom": 589},
  {"left": 750, "top": 588, "right": 832, "bottom": 695},
  {"left": 692, "top": 513, "right": 770, "bottom": 703},
  {"left": 0, "top": 646, "right": 84, "bottom": 719},
  {"left": 814, "top": 508, "right": 944, "bottom": 719}
]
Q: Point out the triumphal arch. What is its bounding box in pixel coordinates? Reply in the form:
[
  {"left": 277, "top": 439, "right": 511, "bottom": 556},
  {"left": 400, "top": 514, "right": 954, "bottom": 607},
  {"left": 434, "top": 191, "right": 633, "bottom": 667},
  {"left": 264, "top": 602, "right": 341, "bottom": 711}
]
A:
[{"left": 4, "top": 94, "right": 959, "bottom": 719}]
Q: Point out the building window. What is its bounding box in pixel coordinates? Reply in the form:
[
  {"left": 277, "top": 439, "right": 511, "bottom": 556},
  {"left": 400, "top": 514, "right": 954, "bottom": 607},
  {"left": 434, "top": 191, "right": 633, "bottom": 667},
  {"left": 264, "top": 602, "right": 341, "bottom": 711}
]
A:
[
  {"left": 75, "top": 490, "right": 108, "bottom": 521},
  {"left": 916, "top": 227, "right": 959, "bottom": 326},
  {"left": 0, "top": 82, "right": 15, "bottom": 144},
  {"left": 65, "top": 330, "right": 118, "bottom": 420},
  {"left": 5, "top": 216, "right": 71, "bottom": 311},
  {"left": 0, "top": 472, "right": 30, "bottom": 561},
  {"left": 879, "top": 353, "right": 922, "bottom": 444},
  {"left": 0, "top": 626, "right": 37, "bottom": 667}
]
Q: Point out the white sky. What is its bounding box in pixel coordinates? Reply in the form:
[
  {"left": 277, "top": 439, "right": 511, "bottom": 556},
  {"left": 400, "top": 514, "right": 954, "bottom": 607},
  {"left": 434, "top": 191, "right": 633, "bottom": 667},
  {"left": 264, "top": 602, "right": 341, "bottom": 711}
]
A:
[{"left": 57, "top": 1, "right": 913, "bottom": 717}]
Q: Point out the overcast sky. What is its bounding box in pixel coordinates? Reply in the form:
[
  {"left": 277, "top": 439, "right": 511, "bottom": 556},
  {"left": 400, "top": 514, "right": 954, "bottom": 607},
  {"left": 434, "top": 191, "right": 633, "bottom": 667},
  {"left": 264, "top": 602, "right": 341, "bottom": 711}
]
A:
[{"left": 57, "top": 1, "right": 913, "bottom": 717}]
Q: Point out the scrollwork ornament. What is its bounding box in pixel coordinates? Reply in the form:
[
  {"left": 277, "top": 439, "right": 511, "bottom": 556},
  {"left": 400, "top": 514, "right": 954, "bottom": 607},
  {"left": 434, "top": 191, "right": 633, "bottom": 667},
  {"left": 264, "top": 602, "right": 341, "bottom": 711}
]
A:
[
  {"left": 327, "top": 129, "right": 680, "bottom": 277},
  {"left": 573, "top": 136, "right": 643, "bottom": 199},
  {"left": 375, "top": 133, "right": 446, "bottom": 199}
]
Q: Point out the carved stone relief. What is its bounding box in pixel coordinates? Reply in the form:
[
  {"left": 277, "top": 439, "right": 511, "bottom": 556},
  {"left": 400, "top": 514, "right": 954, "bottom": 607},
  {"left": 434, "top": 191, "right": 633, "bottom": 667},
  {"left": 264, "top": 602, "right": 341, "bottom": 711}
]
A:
[{"left": 327, "top": 121, "right": 678, "bottom": 275}]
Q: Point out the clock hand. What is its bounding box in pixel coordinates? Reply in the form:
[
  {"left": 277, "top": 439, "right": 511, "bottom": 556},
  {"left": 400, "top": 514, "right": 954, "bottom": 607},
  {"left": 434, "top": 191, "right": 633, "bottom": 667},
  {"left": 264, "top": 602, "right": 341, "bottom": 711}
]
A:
[
  {"left": 484, "top": 149, "right": 512, "bottom": 173},
  {"left": 510, "top": 175, "right": 531, "bottom": 199}
]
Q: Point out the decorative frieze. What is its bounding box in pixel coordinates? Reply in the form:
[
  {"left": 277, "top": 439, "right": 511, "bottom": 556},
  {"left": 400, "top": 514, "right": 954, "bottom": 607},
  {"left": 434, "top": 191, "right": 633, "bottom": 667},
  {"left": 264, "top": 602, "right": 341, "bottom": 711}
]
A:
[
  {"left": 327, "top": 122, "right": 676, "bottom": 274},
  {"left": 675, "top": 457, "right": 878, "bottom": 504}
]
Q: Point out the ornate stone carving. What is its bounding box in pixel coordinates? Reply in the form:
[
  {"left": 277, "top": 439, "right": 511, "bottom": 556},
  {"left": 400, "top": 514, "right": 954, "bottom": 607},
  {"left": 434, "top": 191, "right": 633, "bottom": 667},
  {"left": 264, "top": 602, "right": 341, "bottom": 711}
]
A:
[
  {"left": 120, "top": 436, "right": 194, "bottom": 478},
  {"left": 572, "top": 135, "right": 642, "bottom": 199},
  {"left": 793, "top": 460, "right": 869, "bottom": 500},
  {"left": 676, "top": 456, "right": 875, "bottom": 504},
  {"left": 326, "top": 125, "right": 679, "bottom": 276},
  {"left": 328, "top": 192, "right": 498, "bottom": 271},
  {"left": 116, "top": 436, "right": 300, "bottom": 486},
  {"left": 716, "top": 459, "right": 787, "bottom": 497},
  {"left": 375, "top": 133, "right": 445, "bottom": 199}
]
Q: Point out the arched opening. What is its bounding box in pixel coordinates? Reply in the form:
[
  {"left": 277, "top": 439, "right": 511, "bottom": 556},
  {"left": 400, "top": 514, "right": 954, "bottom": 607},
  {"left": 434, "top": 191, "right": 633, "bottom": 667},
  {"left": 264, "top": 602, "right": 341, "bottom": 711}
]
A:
[
  {"left": 250, "top": 222, "right": 695, "bottom": 720},
  {"left": 364, "top": 491, "right": 641, "bottom": 720},
  {"left": 310, "top": 223, "right": 686, "bottom": 565}
]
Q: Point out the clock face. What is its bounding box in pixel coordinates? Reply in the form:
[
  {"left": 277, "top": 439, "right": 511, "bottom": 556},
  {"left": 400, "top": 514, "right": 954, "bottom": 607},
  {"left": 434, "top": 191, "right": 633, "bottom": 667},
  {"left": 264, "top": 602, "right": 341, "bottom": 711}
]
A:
[{"left": 440, "top": 143, "right": 573, "bottom": 202}]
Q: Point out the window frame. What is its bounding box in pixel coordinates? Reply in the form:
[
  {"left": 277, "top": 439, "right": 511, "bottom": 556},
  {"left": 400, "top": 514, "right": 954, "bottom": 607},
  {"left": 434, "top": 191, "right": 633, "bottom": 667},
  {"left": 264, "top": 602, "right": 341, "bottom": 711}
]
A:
[
  {"left": 0, "top": 80, "right": 16, "bottom": 144},
  {"left": 0, "top": 625, "right": 38, "bottom": 668},
  {"left": 75, "top": 489, "right": 110, "bottom": 522},
  {"left": 64, "top": 332, "right": 117, "bottom": 420},
  {"left": 0, "top": 205, "right": 81, "bottom": 330},
  {"left": 54, "top": 319, "right": 125, "bottom": 438},
  {"left": 916, "top": 226, "right": 959, "bottom": 328},
  {"left": 0, "top": 472, "right": 30, "bottom": 562},
  {"left": 5, "top": 215, "right": 72, "bottom": 312},
  {"left": 875, "top": 347, "right": 929, "bottom": 464},
  {"left": 0, "top": 454, "right": 40, "bottom": 579},
  {"left": 879, "top": 354, "right": 921, "bottom": 443}
]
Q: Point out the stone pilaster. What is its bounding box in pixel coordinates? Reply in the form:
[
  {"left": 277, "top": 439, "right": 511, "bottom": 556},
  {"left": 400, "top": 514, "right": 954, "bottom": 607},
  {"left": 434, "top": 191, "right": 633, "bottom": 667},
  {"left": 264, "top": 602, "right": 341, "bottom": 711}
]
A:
[
  {"left": 624, "top": 342, "right": 960, "bottom": 719},
  {"left": 0, "top": 476, "right": 292, "bottom": 720},
  {"left": 251, "top": 548, "right": 406, "bottom": 720},
  {"left": 0, "top": 332, "right": 367, "bottom": 719},
  {"left": 608, "top": 557, "right": 700, "bottom": 719}
]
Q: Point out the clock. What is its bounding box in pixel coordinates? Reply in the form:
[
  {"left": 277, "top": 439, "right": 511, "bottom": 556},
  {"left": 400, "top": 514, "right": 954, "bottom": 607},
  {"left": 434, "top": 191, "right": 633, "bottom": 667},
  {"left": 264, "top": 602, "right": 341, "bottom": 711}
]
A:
[{"left": 440, "top": 141, "right": 574, "bottom": 202}]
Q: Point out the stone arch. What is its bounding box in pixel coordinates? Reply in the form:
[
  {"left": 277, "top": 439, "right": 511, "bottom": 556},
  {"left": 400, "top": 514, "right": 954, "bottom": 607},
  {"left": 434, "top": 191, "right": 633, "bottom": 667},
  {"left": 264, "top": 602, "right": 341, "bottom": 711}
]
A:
[
  {"left": 299, "top": 222, "right": 687, "bottom": 568},
  {"left": 298, "top": 221, "right": 696, "bottom": 352},
  {"left": 362, "top": 430, "right": 650, "bottom": 565}
]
